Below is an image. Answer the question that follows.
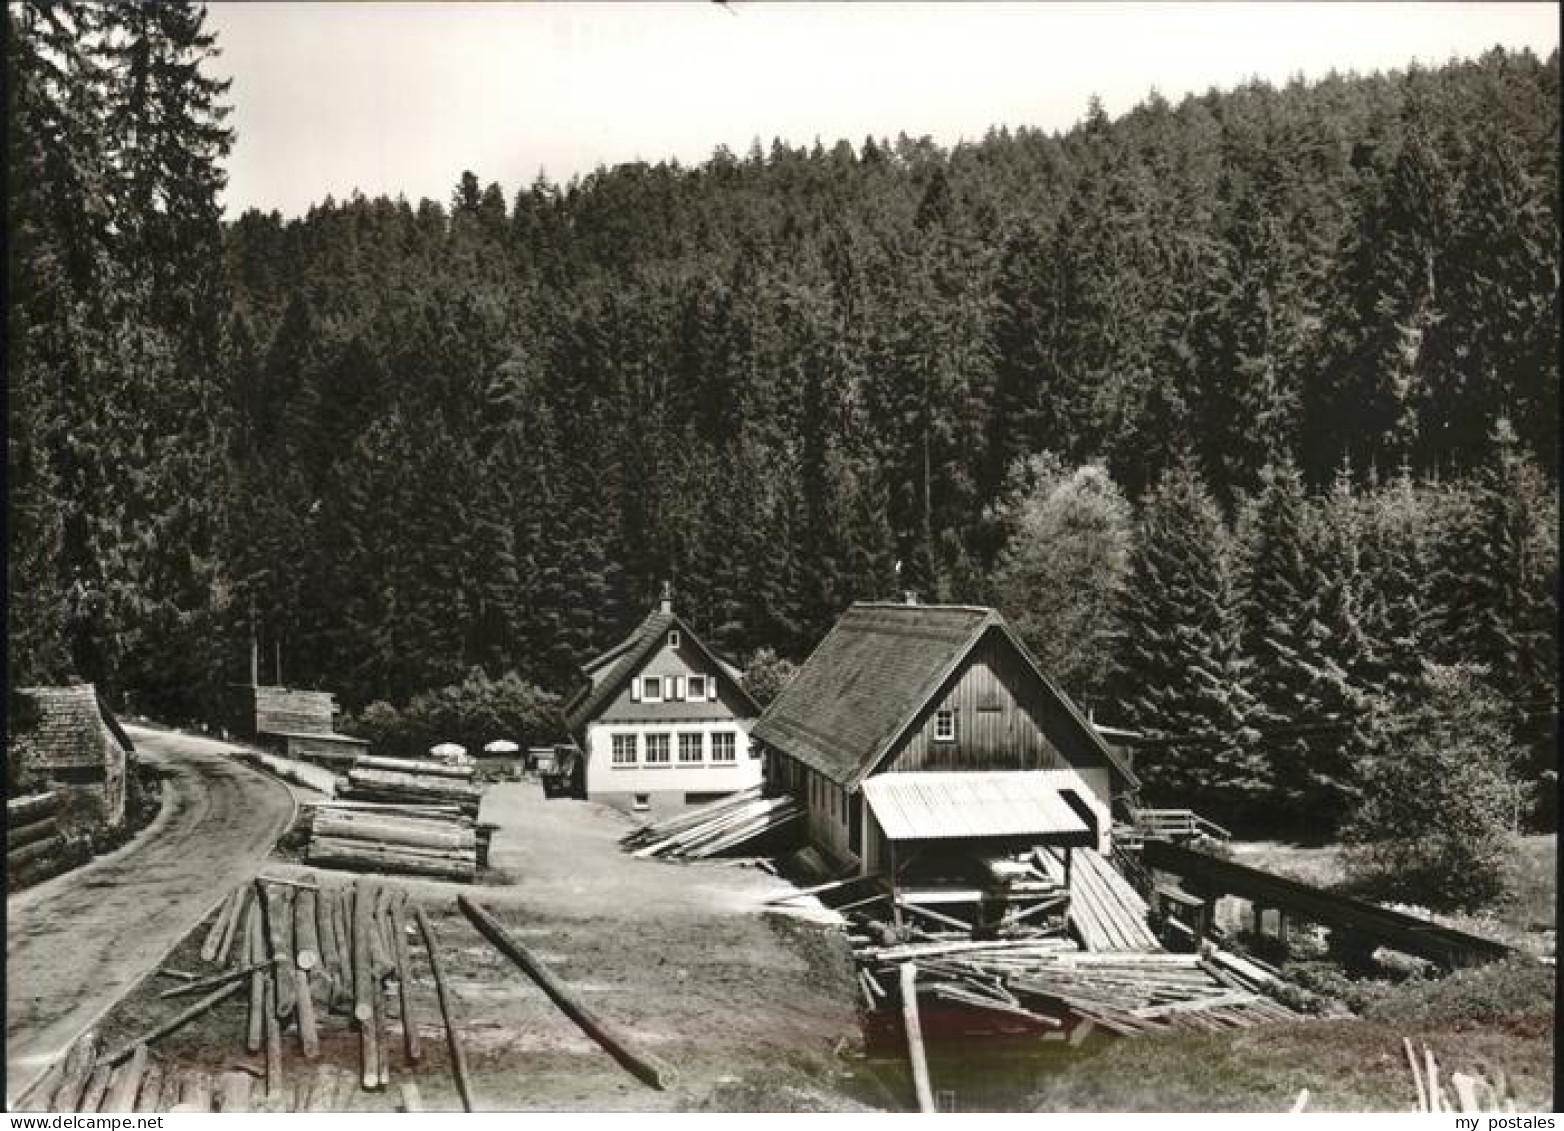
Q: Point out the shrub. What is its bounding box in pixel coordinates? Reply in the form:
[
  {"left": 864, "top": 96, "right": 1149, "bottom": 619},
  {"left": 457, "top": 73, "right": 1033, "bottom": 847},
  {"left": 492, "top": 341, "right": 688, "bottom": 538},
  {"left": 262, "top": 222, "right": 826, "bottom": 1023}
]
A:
[
  {"left": 1356, "top": 957, "right": 1554, "bottom": 1026},
  {"left": 1343, "top": 664, "right": 1521, "bottom": 912},
  {"left": 742, "top": 648, "right": 798, "bottom": 709},
  {"left": 344, "top": 669, "right": 565, "bottom": 758}
]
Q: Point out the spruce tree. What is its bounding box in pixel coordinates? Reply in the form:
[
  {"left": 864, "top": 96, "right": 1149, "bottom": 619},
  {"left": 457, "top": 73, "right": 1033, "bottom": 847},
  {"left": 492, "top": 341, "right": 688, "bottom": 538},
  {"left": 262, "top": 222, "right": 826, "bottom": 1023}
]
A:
[{"left": 1111, "top": 459, "right": 1258, "bottom": 816}]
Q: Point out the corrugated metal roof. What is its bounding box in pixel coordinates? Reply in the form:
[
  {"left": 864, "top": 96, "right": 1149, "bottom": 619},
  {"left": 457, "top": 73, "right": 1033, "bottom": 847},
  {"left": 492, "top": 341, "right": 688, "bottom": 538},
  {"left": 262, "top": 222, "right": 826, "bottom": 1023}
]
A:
[{"left": 862, "top": 770, "right": 1093, "bottom": 842}]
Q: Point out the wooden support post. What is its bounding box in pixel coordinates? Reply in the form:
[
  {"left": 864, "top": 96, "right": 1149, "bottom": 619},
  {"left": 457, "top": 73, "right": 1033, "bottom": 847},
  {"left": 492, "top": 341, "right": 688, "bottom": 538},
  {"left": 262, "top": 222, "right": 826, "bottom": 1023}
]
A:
[
  {"left": 415, "top": 906, "right": 476, "bottom": 1112},
  {"left": 889, "top": 841, "right": 903, "bottom": 929},
  {"left": 457, "top": 895, "right": 672, "bottom": 1091},
  {"left": 898, "top": 963, "right": 935, "bottom": 1114}
]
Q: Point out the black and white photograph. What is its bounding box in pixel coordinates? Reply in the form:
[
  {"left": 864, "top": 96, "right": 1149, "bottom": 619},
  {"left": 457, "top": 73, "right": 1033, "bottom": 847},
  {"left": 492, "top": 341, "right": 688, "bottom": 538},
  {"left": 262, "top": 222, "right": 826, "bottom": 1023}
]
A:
[{"left": 5, "top": 0, "right": 1558, "bottom": 1115}]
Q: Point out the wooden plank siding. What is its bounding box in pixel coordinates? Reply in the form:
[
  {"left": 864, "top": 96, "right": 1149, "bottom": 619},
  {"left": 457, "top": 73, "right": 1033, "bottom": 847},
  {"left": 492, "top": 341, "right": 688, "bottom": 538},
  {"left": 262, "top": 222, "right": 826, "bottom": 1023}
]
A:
[
  {"left": 880, "top": 628, "right": 1113, "bottom": 782},
  {"left": 774, "top": 757, "right": 857, "bottom": 868}
]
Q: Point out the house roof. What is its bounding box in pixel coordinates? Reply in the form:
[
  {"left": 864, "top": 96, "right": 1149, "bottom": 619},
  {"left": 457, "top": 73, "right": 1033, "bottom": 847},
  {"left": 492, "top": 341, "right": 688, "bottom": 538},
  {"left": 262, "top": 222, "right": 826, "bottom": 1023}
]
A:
[
  {"left": 863, "top": 770, "right": 1095, "bottom": 842},
  {"left": 12, "top": 684, "right": 133, "bottom": 771},
  {"left": 750, "top": 602, "right": 1139, "bottom": 792},
  {"left": 564, "top": 607, "right": 760, "bottom": 738}
]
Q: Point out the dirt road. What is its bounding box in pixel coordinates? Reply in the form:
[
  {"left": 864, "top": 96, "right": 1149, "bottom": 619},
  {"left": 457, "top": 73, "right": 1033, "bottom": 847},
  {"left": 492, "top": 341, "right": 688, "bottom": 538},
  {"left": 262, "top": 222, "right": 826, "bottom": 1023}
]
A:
[{"left": 5, "top": 725, "right": 295, "bottom": 1103}]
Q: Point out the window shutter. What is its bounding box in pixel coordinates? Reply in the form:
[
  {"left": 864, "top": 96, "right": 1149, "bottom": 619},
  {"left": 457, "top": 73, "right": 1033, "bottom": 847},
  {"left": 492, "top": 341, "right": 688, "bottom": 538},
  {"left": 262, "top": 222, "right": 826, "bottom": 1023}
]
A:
[
  {"left": 673, "top": 676, "right": 686, "bottom": 701},
  {"left": 708, "top": 677, "right": 719, "bottom": 701},
  {"left": 630, "top": 678, "right": 642, "bottom": 703}
]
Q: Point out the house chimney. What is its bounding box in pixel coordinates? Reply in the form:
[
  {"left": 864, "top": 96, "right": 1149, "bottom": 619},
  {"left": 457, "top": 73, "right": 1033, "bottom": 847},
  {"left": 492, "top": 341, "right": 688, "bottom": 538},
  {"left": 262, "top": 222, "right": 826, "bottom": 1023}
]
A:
[{"left": 659, "top": 580, "right": 673, "bottom": 615}]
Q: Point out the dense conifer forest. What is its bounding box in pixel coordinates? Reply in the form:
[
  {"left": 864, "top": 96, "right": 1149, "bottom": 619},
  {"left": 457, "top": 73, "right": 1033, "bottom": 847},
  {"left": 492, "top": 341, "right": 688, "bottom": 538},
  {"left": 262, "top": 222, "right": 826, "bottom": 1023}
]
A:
[{"left": 9, "top": 3, "right": 1557, "bottom": 831}]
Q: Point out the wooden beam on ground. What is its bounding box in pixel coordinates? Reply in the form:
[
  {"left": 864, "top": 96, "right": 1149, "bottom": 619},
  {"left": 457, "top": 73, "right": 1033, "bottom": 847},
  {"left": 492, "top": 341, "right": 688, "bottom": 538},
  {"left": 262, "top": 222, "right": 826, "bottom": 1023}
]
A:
[
  {"left": 255, "top": 880, "right": 297, "bottom": 1019},
  {"left": 99, "top": 1044, "right": 147, "bottom": 1112},
  {"left": 414, "top": 906, "right": 476, "bottom": 1112},
  {"left": 390, "top": 896, "right": 422, "bottom": 1062},
  {"left": 762, "top": 875, "right": 864, "bottom": 905},
  {"left": 97, "top": 981, "right": 246, "bottom": 1067},
  {"left": 458, "top": 895, "right": 675, "bottom": 1091},
  {"left": 899, "top": 963, "right": 935, "bottom": 1114},
  {"left": 246, "top": 911, "right": 266, "bottom": 1052},
  {"left": 159, "top": 958, "right": 273, "bottom": 999},
  {"left": 263, "top": 974, "right": 283, "bottom": 1102}
]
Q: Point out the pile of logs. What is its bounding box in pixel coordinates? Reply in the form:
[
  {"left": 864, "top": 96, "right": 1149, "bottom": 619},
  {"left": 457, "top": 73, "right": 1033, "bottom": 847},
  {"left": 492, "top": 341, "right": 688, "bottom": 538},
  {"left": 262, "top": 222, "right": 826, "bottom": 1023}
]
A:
[
  {"left": 853, "top": 933, "right": 1302, "bottom": 1040},
  {"left": 304, "top": 801, "right": 482, "bottom": 883},
  {"left": 336, "top": 755, "right": 485, "bottom": 817},
  {"left": 619, "top": 786, "right": 803, "bottom": 860},
  {"left": 7, "top": 790, "right": 66, "bottom": 881},
  {"left": 18, "top": 873, "right": 476, "bottom": 1113}
]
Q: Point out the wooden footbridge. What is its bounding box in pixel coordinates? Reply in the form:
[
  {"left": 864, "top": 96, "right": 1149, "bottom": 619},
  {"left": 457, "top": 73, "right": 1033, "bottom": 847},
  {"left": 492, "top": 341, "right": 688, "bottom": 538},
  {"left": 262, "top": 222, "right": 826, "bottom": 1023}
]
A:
[{"left": 1141, "top": 838, "right": 1516, "bottom": 970}]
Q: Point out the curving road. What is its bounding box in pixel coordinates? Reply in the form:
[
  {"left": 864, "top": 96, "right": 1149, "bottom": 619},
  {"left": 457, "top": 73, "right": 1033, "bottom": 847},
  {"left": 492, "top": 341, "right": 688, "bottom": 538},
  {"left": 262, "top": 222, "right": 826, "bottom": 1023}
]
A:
[{"left": 6, "top": 725, "right": 296, "bottom": 1104}]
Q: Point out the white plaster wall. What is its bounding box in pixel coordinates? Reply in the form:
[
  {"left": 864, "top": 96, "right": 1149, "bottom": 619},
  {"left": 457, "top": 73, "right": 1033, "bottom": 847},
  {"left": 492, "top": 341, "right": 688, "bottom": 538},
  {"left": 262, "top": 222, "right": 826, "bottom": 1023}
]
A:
[{"left": 585, "top": 719, "right": 760, "bottom": 798}]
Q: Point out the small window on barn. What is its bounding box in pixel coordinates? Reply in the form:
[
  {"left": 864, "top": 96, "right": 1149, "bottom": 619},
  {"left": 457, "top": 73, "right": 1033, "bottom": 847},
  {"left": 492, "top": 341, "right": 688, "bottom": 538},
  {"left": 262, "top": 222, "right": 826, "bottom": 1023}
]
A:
[
  {"left": 645, "top": 733, "right": 671, "bottom": 765},
  {"left": 687, "top": 674, "right": 707, "bottom": 700},
  {"left": 669, "top": 629, "right": 681, "bottom": 649},
  {"left": 612, "top": 734, "right": 638, "bottom": 766},
  {"left": 934, "top": 709, "right": 956, "bottom": 742},
  {"left": 641, "top": 676, "right": 663, "bottom": 702}
]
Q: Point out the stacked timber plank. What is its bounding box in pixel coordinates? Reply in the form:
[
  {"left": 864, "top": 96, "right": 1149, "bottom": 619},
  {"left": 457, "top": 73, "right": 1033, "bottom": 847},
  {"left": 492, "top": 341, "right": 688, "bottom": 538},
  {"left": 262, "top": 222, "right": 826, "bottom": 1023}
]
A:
[
  {"left": 7, "top": 791, "right": 66, "bottom": 879},
  {"left": 1035, "top": 846, "right": 1162, "bottom": 952},
  {"left": 619, "top": 786, "right": 803, "bottom": 860},
  {"left": 20, "top": 874, "right": 467, "bottom": 1114},
  {"left": 305, "top": 801, "right": 479, "bottom": 882},
  {"left": 854, "top": 940, "right": 1302, "bottom": 1039},
  {"left": 336, "top": 755, "right": 485, "bottom": 817}
]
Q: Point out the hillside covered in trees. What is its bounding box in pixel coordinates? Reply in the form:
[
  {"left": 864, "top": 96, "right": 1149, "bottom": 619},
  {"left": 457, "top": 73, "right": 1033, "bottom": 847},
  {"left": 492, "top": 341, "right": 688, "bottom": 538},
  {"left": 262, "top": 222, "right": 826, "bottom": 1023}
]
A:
[{"left": 9, "top": 3, "right": 1557, "bottom": 833}]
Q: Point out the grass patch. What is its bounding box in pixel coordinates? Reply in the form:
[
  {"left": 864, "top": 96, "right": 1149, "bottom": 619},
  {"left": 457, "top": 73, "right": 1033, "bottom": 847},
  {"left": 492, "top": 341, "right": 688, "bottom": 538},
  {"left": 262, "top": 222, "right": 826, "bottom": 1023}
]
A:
[
  {"left": 1229, "top": 834, "right": 1555, "bottom": 955},
  {"left": 1026, "top": 1013, "right": 1553, "bottom": 1112}
]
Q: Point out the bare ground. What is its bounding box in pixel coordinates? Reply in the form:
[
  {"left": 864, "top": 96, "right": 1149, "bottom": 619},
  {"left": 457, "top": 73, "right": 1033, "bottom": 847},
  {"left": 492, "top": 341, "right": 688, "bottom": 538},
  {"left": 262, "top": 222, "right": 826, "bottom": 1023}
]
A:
[
  {"left": 6, "top": 725, "right": 296, "bottom": 1105},
  {"left": 71, "top": 780, "right": 872, "bottom": 1112}
]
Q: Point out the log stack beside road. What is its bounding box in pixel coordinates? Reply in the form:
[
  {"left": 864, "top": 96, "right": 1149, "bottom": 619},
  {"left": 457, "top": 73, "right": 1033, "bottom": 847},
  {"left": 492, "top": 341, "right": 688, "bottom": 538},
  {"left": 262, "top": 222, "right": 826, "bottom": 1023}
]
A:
[
  {"left": 302, "top": 754, "right": 492, "bottom": 882},
  {"left": 7, "top": 790, "right": 67, "bottom": 880}
]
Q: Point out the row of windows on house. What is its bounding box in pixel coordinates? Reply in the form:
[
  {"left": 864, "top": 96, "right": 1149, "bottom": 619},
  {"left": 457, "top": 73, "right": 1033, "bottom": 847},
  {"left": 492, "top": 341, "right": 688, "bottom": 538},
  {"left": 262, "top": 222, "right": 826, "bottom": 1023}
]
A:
[
  {"left": 611, "top": 730, "right": 740, "bottom": 766},
  {"left": 629, "top": 673, "right": 718, "bottom": 703}
]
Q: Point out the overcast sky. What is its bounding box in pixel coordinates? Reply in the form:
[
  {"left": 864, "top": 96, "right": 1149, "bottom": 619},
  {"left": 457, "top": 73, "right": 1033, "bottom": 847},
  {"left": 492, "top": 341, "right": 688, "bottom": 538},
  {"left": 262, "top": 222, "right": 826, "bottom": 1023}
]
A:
[{"left": 207, "top": 2, "right": 1560, "bottom": 218}]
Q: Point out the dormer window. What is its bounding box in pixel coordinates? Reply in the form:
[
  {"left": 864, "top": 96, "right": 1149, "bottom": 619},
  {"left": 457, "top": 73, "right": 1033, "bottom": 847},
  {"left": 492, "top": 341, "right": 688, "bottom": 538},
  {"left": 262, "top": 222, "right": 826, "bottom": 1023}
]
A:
[
  {"left": 687, "top": 675, "right": 707, "bottom": 700},
  {"left": 933, "top": 709, "right": 956, "bottom": 742},
  {"left": 668, "top": 629, "right": 680, "bottom": 649},
  {"left": 641, "top": 676, "right": 663, "bottom": 703}
]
